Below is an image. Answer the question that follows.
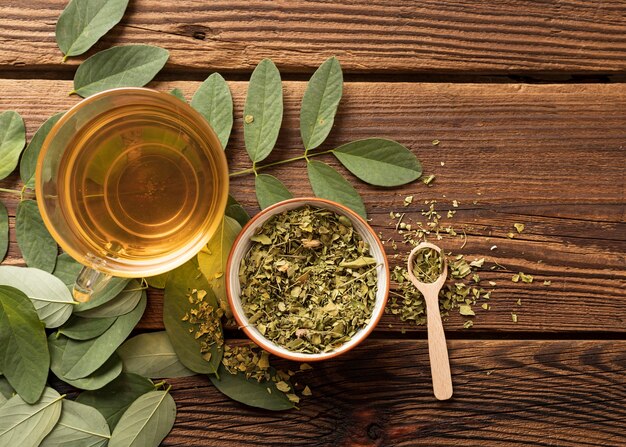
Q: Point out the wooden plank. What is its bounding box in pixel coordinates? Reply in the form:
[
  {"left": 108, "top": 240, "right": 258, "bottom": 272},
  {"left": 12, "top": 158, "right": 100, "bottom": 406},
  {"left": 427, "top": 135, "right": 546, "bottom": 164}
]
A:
[
  {"left": 142, "top": 339, "right": 626, "bottom": 446},
  {"left": 2, "top": 1, "right": 626, "bottom": 74},
  {"left": 0, "top": 80, "right": 624, "bottom": 333}
]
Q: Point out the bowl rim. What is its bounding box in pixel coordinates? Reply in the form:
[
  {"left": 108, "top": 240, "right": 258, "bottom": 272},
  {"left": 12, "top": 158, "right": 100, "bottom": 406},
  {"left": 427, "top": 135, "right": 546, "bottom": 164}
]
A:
[{"left": 226, "top": 197, "right": 389, "bottom": 362}]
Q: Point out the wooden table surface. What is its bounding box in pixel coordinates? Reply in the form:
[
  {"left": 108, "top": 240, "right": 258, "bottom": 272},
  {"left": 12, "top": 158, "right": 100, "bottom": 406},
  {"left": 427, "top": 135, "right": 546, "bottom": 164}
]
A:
[{"left": 1, "top": 1, "right": 626, "bottom": 445}]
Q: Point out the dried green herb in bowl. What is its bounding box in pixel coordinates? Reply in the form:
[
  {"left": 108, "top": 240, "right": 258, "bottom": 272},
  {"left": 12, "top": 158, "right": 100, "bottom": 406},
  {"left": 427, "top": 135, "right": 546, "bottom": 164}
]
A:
[{"left": 226, "top": 198, "right": 389, "bottom": 362}]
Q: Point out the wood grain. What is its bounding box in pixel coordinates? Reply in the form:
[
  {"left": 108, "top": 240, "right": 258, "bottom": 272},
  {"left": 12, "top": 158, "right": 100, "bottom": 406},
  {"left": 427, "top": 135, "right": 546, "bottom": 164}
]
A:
[
  {"left": 0, "top": 80, "right": 624, "bottom": 334},
  {"left": 144, "top": 339, "right": 626, "bottom": 446},
  {"left": 2, "top": 0, "right": 626, "bottom": 75}
]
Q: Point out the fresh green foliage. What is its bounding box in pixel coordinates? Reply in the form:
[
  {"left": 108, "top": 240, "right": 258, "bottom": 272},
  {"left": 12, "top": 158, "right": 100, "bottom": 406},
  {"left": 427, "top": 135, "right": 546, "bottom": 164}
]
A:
[
  {"left": 0, "top": 202, "right": 7, "bottom": 262},
  {"left": 53, "top": 253, "right": 83, "bottom": 289},
  {"left": 0, "top": 376, "right": 15, "bottom": 400},
  {"left": 40, "top": 399, "right": 111, "bottom": 447},
  {"left": 74, "top": 277, "right": 131, "bottom": 312},
  {"left": 169, "top": 88, "right": 186, "bottom": 102},
  {"left": 307, "top": 160, "right": 367, "bottom": 218},
  {"left": 20, "top": 112, "right": 64, "bottom": 189},
  {"left": 198, "top": 216, "right": 242, "bottom": 317},
  {"left": 210, "top": 364, "right": 295, "bottom": 411},
  {"left": 109, "top": 390, "right": 176, "bottom": 447},
  {"left": 0, "top": 266, "right": 74, "bottom": 328},
  {"left": 76, "top": 280, "right": 144, "bottom": 318},
  {"left": 58, "top": 315, "right": 117, "bottom": 340},
  {"left": 332, "top": 138, "right": 422, "bottom": 186},
  {"left": 145, "top": 273, "right": 168, "bottom": 289},
  {"left": 300, "top": 56, "right": 343, "bottom": 151},
  {"left": 243, "top": 59, "right": 283, "bottom": 163},
  {"left": 72, "top": 45, "right": 169, "bottom": 97},
  {"left": 15, "top": 200, "right": 58, "bottom": 273},
  {"left": 225, "top": 195, "right": 250, "bottom": 227},
  {"left": 0, "top": 111, "right": 25, "bottom": 180},
  {"left": 117, "top": 332, "right": 195, "bottom": 379},
  {"left": 49, "top": 334, "right": 122, "bottom": 390},
  {"left": 191, "top": 73, "right": 234, "bottom": 150},
  {"left": 76, "top": 373, "right": 155, "bottom": 430},
  {"left": 0, "top": 286, "right": 49, "bottom": 404},
  {"left": 163, "top": 260, "right": 223, "bottom": 374},
  {"left": 0, "top": 387, "right": 63, "bottom": 446},
  {"left": 60, "top": 295, "right": 146, "bottom": 380},
  {"left": 233, "top": 58, "right": 424, "bottom": 213},
  {"left": 254, "top": 174, "right": 293, "bottom": 209},
  {"left": 56, "top": 0, "right": 129, "bottom": 60}
]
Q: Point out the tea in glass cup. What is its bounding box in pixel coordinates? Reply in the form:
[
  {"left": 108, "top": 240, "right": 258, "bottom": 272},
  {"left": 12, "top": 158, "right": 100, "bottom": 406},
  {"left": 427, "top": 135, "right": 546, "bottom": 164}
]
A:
[{"left": 36, "top": 88, "right": 229, "bottom": 300}]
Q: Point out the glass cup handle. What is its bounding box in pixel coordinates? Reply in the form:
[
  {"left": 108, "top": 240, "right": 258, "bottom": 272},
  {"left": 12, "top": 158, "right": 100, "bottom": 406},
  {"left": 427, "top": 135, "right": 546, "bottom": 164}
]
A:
[{"left": 73, "top": 267, "right": 112, "bottom": 302}]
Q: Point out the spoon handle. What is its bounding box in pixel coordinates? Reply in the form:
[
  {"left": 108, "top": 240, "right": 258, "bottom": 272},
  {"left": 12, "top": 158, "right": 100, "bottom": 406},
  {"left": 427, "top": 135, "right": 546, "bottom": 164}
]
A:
[{"left": 424, "top": 291, "right": 453, "bottom": 400}]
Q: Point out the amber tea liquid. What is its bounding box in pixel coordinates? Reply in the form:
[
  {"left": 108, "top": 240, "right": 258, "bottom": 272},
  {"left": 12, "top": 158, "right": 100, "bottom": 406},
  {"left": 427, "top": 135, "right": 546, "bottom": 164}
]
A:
[{"left": 56, "top": 104, "right": 221, "bottom": 271}]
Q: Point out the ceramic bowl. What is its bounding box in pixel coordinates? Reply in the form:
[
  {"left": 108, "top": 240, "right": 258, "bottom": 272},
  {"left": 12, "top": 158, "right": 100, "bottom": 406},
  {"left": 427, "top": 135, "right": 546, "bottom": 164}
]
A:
[{"left": 226, "top": 197, "right": 389, "bottom": 362}]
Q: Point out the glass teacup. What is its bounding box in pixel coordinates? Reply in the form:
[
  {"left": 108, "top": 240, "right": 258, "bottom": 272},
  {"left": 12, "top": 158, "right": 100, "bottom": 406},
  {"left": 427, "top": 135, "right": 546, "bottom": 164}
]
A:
[{"left": 36, "top": 88, "right": 228, "bottom": 301}]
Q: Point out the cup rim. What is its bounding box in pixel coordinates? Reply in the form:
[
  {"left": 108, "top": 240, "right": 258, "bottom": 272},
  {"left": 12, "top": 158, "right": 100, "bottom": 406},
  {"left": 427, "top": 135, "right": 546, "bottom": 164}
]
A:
[
  {"left": 35, "top": 87, "right": 229, "bottom": 278},
  {"left": 226, "top": 197, "right": 390, "bottom": 362}
]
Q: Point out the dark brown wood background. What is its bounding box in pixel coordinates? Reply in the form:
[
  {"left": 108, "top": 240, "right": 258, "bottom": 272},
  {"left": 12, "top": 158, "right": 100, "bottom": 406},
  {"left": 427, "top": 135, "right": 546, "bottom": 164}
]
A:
[{"left": 1, "top": 1, "right": 625, "bottom": 445}]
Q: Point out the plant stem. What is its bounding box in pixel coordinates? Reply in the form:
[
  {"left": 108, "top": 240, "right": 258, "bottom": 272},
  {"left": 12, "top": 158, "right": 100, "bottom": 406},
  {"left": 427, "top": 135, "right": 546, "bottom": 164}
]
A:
[
  {"left": 229, "top": 149, "right": 334, "bottom": 177},
  {"left": 0, "top": 187, "right": 22, "bottom": 196}
]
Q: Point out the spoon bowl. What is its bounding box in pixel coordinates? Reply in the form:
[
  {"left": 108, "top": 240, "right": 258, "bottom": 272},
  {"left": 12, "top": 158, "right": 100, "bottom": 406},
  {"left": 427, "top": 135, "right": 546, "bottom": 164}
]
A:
[{"left": 407, "top": 242, "right": 453, "bottom": 401}]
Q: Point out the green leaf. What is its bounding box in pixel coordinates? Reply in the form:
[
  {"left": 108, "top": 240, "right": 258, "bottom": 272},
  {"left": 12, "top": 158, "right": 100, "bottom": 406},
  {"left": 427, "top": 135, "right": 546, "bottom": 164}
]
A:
[
  {"left": 0, "top": 266, "right": 74, "bottom": 328},
  {"left": 210, "top": 364, "right": 294, "bottom": 411},
  {"left": 169, "top": 88, "right": 186, "bottom": 102},
  {"left": 0, "top": 387, "right": 63, "bottom": 446},
  {"left": 20, "top": 112, "right": 64, "bottom": 189},
  {"left": 109, "top": 390, "right": 176, "bottom": 447},
  {"left": 49, "top": 334, "right": 122, "bottom": 390},
  {"left": 76, "top": 280, "right": 144, "bottom": 318},
  {"left": 225, "top": 195, "right": 250, "bottom": 227},
  {"left": 163, "top": 260, "right": 223, "bottom": 374},
  {"left": 197, "top": 216, "right": 241, "bottom": 317},
  {"left": 56, "top": 0, "right": 130, "bottom": 59},
  {"left": 72, "top": 45, "right": 169, "bottom": 97},
  {"left": 58, "top": 315, "right": 117, "bottom": 340},
  {"left": 0, "top": 376, "right": 15, "bottom": 400},
  {"left": 74, "top": 277, "right": 131, "bottom": 312},
  {"left": 243, "top": 59, "right": 283, "bottom": 163},
  {"left": 117, "top": 332, "right": 195, "bottom": 379},
  {"left": 0, "top": 111, "right": 25, "bottom": 180},
  {"left": 254, "top": 174, "right": 293, "bottom": 209},
  {"left": 332, "top": 138, "right": 422, "bottom": 186},
  {"left": 0, "top": 202, "right": 7, "bottom": 262},
  {"left": 307, "top": 160, "right": 367, "bottom": 219},
  {"left": 300, "top": 56, "right": 343, "bottom": 151},
  {"left": 53, "top": 253, "right": 83, "bottom": 289},
  {"left": 40, "top": 399, "right": 110, "bottom": 447},
  {"left": 145, "top": 273, "right": 168, "bottom": 289},
  {"left": 0, "top": 286, "right": 49, "bottom": 404},
  {"left": 191, "top": 73, "right": 233, "bottom": 150},
  {"left": 60, "top": 294, "right": 146, "bottom": 380},
  {"left": 76, "top": 373, "right": 155, "bottom": 430},
  {"left": 15, "top": 200, "right": 58, "bottom": 273}
]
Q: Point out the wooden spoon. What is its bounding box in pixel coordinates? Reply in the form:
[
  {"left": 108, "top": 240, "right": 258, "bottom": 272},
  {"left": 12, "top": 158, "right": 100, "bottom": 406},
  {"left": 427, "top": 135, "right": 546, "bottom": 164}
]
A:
[{"left": 407, "top": 242, "right": 453, "bottom": 400}]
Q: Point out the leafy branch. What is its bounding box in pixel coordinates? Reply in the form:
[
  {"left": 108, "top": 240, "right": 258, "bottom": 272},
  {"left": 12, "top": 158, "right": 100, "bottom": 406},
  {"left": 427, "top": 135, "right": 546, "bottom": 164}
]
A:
[{"left": 232, "top": 56, "right": 422, "bottom": 218}]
